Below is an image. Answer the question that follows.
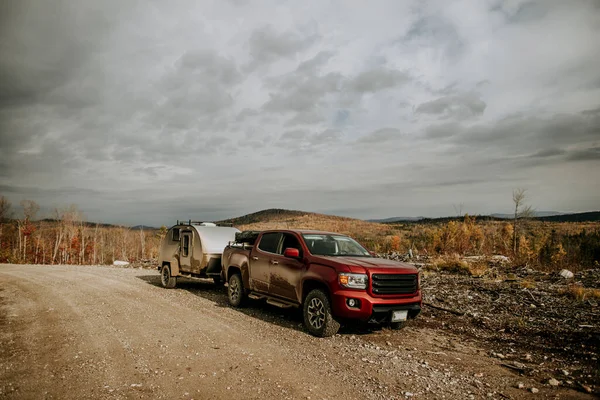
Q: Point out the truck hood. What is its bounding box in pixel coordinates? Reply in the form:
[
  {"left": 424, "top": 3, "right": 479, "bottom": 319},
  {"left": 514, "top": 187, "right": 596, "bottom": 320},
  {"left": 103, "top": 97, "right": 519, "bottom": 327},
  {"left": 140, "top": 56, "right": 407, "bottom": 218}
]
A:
[{"left": 315, "top": 256, "right": 418, "bottom": 274}]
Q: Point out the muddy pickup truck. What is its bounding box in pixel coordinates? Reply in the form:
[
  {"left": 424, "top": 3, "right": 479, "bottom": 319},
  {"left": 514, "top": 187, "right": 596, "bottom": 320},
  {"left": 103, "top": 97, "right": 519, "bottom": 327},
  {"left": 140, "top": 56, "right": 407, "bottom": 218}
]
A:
[{"left": 221, "top": 229, "right": 422, "bottom": 337}]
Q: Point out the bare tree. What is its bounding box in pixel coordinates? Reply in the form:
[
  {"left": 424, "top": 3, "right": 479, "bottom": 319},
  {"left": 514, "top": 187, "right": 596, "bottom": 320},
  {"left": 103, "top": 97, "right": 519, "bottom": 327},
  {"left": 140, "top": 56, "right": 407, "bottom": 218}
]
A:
[
  {"left": 0, "top": 196, "right": 11, "bottom": 221},
  {"left": 93, "top": 223, "right": 99, "bottom": 264},
  {"left": 79, "top": 220, "right": 86, "bottom": 264},
  {"left": 453, "top": 203, "right": 464, "bottom": 218},
  {"left": 0, "top": 196, "right": 12, "bottom": 249},
  {"left": 19, "top": 199, "right": 39, "bottom": 261},
  {"left": 512, "top": 188, "right": 534, "bottom": 255},
  {"left": 139, "top": 227, "right": 145, "bottom": 260}
]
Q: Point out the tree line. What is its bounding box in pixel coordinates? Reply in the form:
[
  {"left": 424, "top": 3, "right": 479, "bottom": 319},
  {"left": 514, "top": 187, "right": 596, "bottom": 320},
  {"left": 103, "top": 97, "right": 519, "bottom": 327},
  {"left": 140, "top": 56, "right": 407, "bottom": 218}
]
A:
[
  {"left": 0, "top": 196, "right": 165, "bottom": 265},
  {"left": 2, "top": 192, "right": 598, "bottom": 271}
]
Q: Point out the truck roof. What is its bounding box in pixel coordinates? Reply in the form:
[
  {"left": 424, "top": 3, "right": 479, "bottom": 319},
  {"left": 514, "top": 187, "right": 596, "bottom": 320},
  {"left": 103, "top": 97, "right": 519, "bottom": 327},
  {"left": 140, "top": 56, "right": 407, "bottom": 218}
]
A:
[{"left": 262, "top": 229, "right": 348, "bottom": 236}]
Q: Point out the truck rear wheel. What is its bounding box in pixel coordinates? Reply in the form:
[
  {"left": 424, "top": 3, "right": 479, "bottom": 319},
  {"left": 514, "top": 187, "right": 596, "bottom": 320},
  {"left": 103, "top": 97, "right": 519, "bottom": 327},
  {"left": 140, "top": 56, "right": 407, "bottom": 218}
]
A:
[
  {"left": 303, "top": 289, "right": 340, "bottom": 337},
  {"left": 227, "top": 273, "right": 246, "bottom": 307},
  {"left": 160, "top": 264, "right": 177, "bottom": 289}
]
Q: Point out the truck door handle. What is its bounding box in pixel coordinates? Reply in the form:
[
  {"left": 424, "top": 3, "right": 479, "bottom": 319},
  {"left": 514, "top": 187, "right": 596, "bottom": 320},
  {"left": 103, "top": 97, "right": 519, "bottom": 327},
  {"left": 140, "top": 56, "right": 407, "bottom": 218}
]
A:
[
  {"left": 252, "top": 257, "right": 259, "bottom": 261},
  {"left": 270, "top": 260, "right": 279, "bottom": 265}
]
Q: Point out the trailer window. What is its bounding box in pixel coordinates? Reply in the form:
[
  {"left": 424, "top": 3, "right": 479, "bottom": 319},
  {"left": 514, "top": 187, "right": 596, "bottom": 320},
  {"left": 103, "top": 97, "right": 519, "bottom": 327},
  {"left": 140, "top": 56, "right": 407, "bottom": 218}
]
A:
[
  {"left": 172, "top": 228, "right": 180, "bottom": 242},
  {"left": 258, "top": 233, "right": 282, "bottom": 254},
  {"left": 182, "top": 234, "right": 190, "bottom": 257}
]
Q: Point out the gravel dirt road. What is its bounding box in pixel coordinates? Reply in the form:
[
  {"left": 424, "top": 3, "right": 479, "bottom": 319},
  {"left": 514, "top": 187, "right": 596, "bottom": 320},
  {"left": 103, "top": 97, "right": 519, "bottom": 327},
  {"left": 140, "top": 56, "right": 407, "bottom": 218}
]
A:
[{"left": 0, "top": 264, "right": 593, "bottom": 399}]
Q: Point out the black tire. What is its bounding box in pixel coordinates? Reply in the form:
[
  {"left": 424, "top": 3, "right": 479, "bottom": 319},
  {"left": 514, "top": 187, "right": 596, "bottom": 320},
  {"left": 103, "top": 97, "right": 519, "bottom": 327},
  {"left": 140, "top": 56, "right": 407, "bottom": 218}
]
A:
[
  {"left": 390, "top": 321, "right": 406, "bottom": 330},
  {"left": 227, "top": 273, "right": 246, "bottom": 307},
  {"left": 160, "top": 264, "right": 177, "bottom": 289},
  {"left": 303, "top": 289, "right": 340, "bottom": 337}
]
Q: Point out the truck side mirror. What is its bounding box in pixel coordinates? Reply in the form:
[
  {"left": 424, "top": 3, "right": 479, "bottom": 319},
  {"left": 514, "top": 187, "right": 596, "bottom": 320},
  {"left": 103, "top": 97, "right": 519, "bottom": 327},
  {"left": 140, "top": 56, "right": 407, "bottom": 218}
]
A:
[{"left": 283, "top": 248, "right": 300, "bottom": 258}]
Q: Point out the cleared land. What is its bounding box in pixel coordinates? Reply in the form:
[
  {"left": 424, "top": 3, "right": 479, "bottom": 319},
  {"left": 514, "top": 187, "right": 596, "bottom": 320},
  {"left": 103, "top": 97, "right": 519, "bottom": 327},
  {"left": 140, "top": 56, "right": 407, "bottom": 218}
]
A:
[{"left": 0, "top": 264, "right": 595, "bottom": 399}]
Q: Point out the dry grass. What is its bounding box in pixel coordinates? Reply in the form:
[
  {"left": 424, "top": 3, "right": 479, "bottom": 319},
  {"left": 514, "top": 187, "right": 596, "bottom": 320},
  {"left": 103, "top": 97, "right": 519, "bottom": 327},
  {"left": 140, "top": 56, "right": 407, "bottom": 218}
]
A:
[
  {"left": 467, "top": 262, "right": 489, "bottom": 277},
  {"left": 520, "top": 279, "right": 536, "bottom": 289},
  {"left": 426, "top": 256, "right": 471, "bottom": 275},
  {"left": 560, "top": 284, "right": 600, "bottom": 301},
  {"left": 425, "top": 256, "right": 493, "bottom": 277}
]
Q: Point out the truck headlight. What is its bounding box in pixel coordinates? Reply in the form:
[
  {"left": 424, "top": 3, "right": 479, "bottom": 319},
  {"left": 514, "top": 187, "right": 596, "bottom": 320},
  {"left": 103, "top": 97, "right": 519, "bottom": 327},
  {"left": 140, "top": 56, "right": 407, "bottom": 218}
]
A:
[{"left": 339, "top": 273, "right": 368, "bottom": 289}]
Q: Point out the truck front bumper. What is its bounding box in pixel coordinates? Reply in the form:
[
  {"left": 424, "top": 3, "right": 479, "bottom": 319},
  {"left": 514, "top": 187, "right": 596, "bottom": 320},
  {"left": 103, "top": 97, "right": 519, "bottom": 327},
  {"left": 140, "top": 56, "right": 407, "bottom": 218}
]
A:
[{"left": 330, "top": 289, "right": 422, "bottom": 323}]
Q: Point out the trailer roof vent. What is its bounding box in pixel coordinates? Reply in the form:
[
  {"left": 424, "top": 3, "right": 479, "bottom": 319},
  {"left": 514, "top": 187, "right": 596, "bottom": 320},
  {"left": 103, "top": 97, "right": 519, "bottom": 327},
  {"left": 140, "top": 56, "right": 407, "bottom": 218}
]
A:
[{"left": 199, "top": 222, "right": 217, "bottom": 227}]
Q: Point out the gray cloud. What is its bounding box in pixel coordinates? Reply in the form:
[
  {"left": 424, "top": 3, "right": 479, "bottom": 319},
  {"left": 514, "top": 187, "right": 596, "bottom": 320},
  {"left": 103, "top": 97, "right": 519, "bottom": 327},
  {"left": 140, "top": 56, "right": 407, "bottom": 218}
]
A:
[
  {"left": 566, "top": 147, "right": 600, "bottom": 161},
  {"left": 530, "top": 148, "right": 567, "bottom": 158},
  {"left": 263, "top": 72, "right": 342, "bottom": 114},
  {"left": 1, "top": 0, "right": 599, "bottom": 225},
  {"left": 402, "top": 13, "right": 465, "bottom": 63},
  {"left": 346, "top": 68, "right": 411, "bottom": 94},
  {"left": 280, "top": 129, "right": 308, "bottom": 141},
  {"left": 425, "top": 109, "right": 600, "bottom": 152},
  {"left": 309, "top": 129, "right": 342, "bottom": 145},
  {"left": 296, "top": 51, "right": 335, "bottom": 74},
  {"left": 357, "top": 128, "right": 403, "bottom": 144},
  {"left": 416, "top": 92, "right": 486, "bottom": 119},
  {"left": 247, "top": 25, "right": 319, "bottom": 69}
]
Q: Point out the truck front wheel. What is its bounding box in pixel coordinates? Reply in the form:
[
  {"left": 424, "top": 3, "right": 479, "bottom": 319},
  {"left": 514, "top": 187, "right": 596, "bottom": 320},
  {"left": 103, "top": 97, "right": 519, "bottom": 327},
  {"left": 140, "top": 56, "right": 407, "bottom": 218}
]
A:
[
  {"left": 303, "top": 289, "right": 340, "bottom": 337},
  {"left": 160, "top": 264, "right": 177, "bottom": 289},
  {"left": 228, "top": 273, "right": 246, "bottom": 307}
]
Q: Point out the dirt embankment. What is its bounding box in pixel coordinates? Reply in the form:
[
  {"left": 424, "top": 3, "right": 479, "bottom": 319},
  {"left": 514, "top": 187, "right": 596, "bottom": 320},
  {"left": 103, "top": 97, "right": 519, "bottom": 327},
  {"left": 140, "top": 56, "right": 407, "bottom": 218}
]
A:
[{"left": 0, "top": 264, "right": 596, "bottom": 399}]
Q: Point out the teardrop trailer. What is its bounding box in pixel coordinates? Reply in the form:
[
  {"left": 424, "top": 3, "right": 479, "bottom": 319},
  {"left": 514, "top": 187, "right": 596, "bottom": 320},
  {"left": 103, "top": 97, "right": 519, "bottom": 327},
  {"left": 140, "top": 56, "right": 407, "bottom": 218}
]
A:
[{"left": 157, "top": 220, "right": 240, "bottom": 288}]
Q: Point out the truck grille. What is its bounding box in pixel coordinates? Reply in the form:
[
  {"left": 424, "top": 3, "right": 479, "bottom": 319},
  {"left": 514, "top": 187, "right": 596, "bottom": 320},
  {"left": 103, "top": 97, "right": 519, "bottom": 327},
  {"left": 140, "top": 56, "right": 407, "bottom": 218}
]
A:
[{"left": 371, "top": 274, "right": 417, "bottom": 295}]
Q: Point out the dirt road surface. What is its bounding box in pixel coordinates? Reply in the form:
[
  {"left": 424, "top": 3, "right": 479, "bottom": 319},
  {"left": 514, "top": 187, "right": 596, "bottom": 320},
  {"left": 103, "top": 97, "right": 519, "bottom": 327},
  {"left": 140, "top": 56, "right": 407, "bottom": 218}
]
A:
[{"left": 0, "top": 264, "right": 593, "bottom": 399}]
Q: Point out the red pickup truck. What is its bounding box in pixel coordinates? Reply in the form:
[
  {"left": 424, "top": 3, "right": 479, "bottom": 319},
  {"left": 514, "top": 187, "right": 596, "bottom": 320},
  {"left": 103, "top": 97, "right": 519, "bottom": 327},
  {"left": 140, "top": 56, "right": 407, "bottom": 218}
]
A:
[{"left": 221, "top": 229, "right": 422, "bottom": 337}]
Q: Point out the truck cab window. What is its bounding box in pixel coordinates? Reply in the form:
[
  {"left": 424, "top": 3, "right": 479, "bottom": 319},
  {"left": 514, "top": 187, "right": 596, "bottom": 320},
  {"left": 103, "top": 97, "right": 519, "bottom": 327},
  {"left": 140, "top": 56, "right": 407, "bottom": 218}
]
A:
[
  {"left": 182, "top": 234, "right": 190, "bottom": 257},
  {"left": 257, "top": 233, "right": 282, "bottom": 254},
  {"left": 172, "top": 228, "right": 180, "bottom": 241},
  {"left": 280, "top": 233, "right": 302, "bottom": 257}
]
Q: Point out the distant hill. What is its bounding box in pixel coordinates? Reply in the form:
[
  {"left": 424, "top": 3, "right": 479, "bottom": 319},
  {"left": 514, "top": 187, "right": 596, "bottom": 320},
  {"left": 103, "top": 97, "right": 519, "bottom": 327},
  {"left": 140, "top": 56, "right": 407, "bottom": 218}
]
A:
[
  {"left": 367, "top": 216, "right": 425, "bottom": 223},
  {"left": 536, "top": 211, "right": 600, "bottom": 222},
  {"left": 382, "top": 215, "right": 504, "bottom": 224},
  {"left": 490, "top": 211, "right": 564, "bottom": 219},
  {"left": 131, "top": 225, "right": 158, "bottom": 230},
  {"left": 220, "top": 209, "right": 600, "bottom": 229},
  {"left": 379, "top": 211, "right": 600, "bottom": 224},
  {"left": 40, "top": 219, "right": 119, "bottom": 228},
  {"left": 219, "top": 208, "right": 310, "bottom": 225},
  {"left": 39, "top": 219, "right": 158, "bottom": 230},
  {"left": 218, "top": 208, "right": 390, "bottom": 239}
]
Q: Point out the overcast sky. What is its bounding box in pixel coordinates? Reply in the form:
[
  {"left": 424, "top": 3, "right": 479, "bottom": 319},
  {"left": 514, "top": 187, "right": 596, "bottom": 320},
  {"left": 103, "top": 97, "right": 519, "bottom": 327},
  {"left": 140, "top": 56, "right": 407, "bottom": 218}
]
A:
[{"left": 1, "top": 0, "right": 599, "bottom": 226}]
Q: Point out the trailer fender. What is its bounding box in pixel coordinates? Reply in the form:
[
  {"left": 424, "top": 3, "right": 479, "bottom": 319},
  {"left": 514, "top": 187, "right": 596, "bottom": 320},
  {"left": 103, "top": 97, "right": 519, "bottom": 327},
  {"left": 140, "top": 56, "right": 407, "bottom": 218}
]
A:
[{"left": 169, "top": 257, "right": 180, "bottom": 276}]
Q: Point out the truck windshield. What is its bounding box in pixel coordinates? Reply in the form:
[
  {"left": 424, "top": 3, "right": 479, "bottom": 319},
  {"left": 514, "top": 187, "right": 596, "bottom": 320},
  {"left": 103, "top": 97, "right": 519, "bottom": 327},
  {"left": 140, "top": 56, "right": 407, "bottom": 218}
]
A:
[{"left": 302, "top": 234, "right": 371, "bottom": 257}]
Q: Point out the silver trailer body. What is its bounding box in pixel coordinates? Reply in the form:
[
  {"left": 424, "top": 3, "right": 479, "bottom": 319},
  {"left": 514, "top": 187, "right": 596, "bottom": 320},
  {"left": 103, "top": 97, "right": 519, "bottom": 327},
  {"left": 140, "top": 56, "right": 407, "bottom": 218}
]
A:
[{"left": 158, "top": 222, "right": 240, "bottom": 280}]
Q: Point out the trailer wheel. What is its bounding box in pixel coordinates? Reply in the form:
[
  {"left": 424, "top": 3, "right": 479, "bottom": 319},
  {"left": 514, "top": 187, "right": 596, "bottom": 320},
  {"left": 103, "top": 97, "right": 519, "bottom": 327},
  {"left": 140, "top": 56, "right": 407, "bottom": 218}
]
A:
[
  {"left": 160, "top": 264, "right": 177, "bottom": 289},
  {"left": 227, "top": 273, "right": 246, "bottom": 307},
  {"left": 303, "top": 289, "right": 340, "bottom": 337}
]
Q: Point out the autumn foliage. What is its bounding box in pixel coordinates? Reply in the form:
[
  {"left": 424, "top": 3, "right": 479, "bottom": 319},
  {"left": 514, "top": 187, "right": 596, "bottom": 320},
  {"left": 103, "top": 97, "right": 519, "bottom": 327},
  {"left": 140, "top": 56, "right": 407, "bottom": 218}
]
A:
[
  {"left": 236, "top": 212, "right": 600, "bottom": 272},
  {"left": 1, "top": 197, "right": 598, "bottom": 271},
  {"left": 0, "top": 198, "right": 165, "bottom": 265}
]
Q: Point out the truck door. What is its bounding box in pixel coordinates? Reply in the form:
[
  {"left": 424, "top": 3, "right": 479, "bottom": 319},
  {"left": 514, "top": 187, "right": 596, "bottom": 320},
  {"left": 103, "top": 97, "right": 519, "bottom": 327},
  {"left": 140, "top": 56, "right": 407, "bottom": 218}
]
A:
[
  {"left": 269, "top": 233, "right": 304, "bottom": 302},
  {"left": 179, "top": 231, "right": 193, "bottom": 272},
  {"left": 250, "top": 232, "right": 282, "bottom": 293}
]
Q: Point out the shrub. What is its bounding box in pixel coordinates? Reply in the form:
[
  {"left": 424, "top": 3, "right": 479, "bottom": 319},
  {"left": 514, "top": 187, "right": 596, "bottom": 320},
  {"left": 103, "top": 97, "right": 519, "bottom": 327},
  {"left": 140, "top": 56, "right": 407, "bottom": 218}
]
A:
[
  {"left": 431, "top": 256, "right": 470, "bottom": 274},
  {"left": 560, "top": 284, "right": 600, "bottom": 301}
]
